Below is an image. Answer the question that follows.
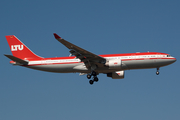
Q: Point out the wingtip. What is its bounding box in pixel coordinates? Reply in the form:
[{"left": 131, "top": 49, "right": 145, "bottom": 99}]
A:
[{"left": 53, "top": 33, "right": 62, "bottom": 39}]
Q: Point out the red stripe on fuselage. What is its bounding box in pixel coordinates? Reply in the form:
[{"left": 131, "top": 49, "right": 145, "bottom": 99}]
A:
[
  {"left": 34, "top": 52, "right": 168, "bottom": 61},
  {"left": 24, "top": 54, "right": 175, "bottom": 66},
  {"left": 121, "top": 57, "right": 176, "bottom": 61},
  {"left": 23, "top": 52, "right": 172, "bottom": 64},
  {"left": 99, "top": 52, "right": 167, "bottom": 57},
  {"left": 23, "top": 62, "right": 80, "bottom": 66}
]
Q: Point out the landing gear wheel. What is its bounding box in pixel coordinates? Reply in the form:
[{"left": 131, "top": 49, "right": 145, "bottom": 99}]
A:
[
  {"left": 87, "top": 74, "right": 91, "bottom": 79},
  {"left": 89, "top": 80, "right": 94, "bottom": 85},
  {"left": 156, "top": 71, "right": 159, "bottom": 75},
  {"left": 92, "top": 71, "right": 97, "bottom": 76},
  {"left": 94, "top": 77, "right": 99, "bottom": 82},
  {"left": 88, "top": 71, "right": 98, "bottom": 85}
]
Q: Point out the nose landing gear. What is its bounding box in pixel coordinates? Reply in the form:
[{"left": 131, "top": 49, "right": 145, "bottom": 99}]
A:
[{"left": 156, "top": 67, "right": 160, "bottom": 75}]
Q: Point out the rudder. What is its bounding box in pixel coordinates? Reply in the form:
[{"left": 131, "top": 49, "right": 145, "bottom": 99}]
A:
[{"left": 5, "top": 35, "right": 43, "bottom": 60}]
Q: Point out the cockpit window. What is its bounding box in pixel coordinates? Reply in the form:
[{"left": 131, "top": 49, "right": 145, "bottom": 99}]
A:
[{"left": 167, "top": 55, "right": 171, "bottom": 57}]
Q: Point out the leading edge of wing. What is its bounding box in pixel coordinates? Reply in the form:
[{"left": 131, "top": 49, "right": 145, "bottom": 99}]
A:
[
  {"left": 53, "top": 33, "right": 79, "bottom": 50},
  {"left": 53, "top": 33, "right": 106, "bottom": 67}
]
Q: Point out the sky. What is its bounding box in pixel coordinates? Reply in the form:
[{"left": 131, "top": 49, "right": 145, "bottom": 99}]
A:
[{"left": 0, "top": 0, "right": 180, "bottom": 120}]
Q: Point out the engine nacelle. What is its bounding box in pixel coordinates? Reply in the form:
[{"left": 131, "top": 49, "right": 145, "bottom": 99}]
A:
[
  {"left": 107, "top": 71, "right": 125, "bottom": 79},
  {"left": 105, "top": 59, "right": 122, "bottom": 68}
]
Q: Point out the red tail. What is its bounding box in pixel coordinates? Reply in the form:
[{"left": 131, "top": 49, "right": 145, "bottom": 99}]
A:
[{"left": 5, "top": 35, "right": 43, "bottom": 60}]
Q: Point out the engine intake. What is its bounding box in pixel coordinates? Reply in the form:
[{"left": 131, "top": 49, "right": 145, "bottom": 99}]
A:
[{"left": 107, "top": 71, "right": 125, "bottom": 79}]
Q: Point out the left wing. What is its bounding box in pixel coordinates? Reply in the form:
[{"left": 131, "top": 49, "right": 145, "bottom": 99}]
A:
[{"left": 53, "top": 33, "right": 106, "bottom": 69}]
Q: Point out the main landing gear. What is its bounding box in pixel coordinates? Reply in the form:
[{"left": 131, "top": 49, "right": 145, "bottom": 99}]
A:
[
  {"left": 87, "top": 71, "right": 99, "bottom": 85},
  {"left": 156, "top": 67, "right": 160, "bottom": 75}
]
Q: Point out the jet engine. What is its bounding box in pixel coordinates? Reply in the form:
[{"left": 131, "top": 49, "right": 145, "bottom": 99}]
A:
[
  {"left": 105, "top": 59, "right": 122, "bottom": 68},
  {"left": 107, "top": 71, "right": 125, "bottom": 79}
]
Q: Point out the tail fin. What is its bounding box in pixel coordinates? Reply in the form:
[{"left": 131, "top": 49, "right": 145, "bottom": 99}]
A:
[{"left": 5, "top": 35, "right": 43, "bottom": 60}]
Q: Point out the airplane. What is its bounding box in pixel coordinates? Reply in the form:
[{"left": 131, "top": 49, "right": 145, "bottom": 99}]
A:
[{"left": 4, "top": 33, "right": 176, "bottom": 85}]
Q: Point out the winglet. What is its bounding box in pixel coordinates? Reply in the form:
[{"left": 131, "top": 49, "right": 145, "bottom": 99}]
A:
[{"left": 53, "top": 33, "right": 62, "bottom": 39}]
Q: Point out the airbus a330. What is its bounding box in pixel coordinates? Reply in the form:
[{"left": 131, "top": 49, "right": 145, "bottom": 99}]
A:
[{"left": 4, "top": 34, "right": 176, "bottom": 85}]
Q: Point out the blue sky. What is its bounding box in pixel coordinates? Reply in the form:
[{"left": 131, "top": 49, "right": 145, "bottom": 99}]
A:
[{"left": 0, "top": 0, "right": 180, "bottom": 120}]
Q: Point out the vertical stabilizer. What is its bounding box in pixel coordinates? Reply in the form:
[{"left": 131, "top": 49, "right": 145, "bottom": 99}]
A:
[{"left": 5, "top": 35, "right": 43, "bottom": 60}]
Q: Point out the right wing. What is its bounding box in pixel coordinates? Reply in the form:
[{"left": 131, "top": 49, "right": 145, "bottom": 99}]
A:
[{"left": 54, "top": 33, "right": 106, "bottom": 69}]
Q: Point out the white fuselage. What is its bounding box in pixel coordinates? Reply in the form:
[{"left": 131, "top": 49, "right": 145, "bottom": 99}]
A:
[{"left": 20, "top": 52, "right": 176, "bottom": 74}]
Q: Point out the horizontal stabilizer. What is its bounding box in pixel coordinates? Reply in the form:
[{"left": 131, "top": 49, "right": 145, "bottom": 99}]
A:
[{"left": 4, "top": 54, "right": 28, "bottom": 65}]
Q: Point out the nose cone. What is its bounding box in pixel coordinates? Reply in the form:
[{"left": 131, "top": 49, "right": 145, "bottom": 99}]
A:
[
  {"left": 161, "top": 57, "right": 176, "bottom": 67},
  {"left": 172, "top": 57, "right": 177, "bottom": 63},
  {"left": 169, "top": 57, "right": 176, "bottom": 65}
]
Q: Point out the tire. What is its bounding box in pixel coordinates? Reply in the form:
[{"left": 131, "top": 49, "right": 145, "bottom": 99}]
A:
[
  {"left": 92, "top": 71, "right": 96, "bottom": 76},
  {"left": 89, "top": 80, "right": 94, "bottom": 85},
  {"left": 87, "top": 74, "right": 91, "bottom": 79},
  {"left": 156, "top": 71, "right": 159, "bottom": 75},
  {"left": 94, "top": 77, "right": 99, "bottom": 82}
]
